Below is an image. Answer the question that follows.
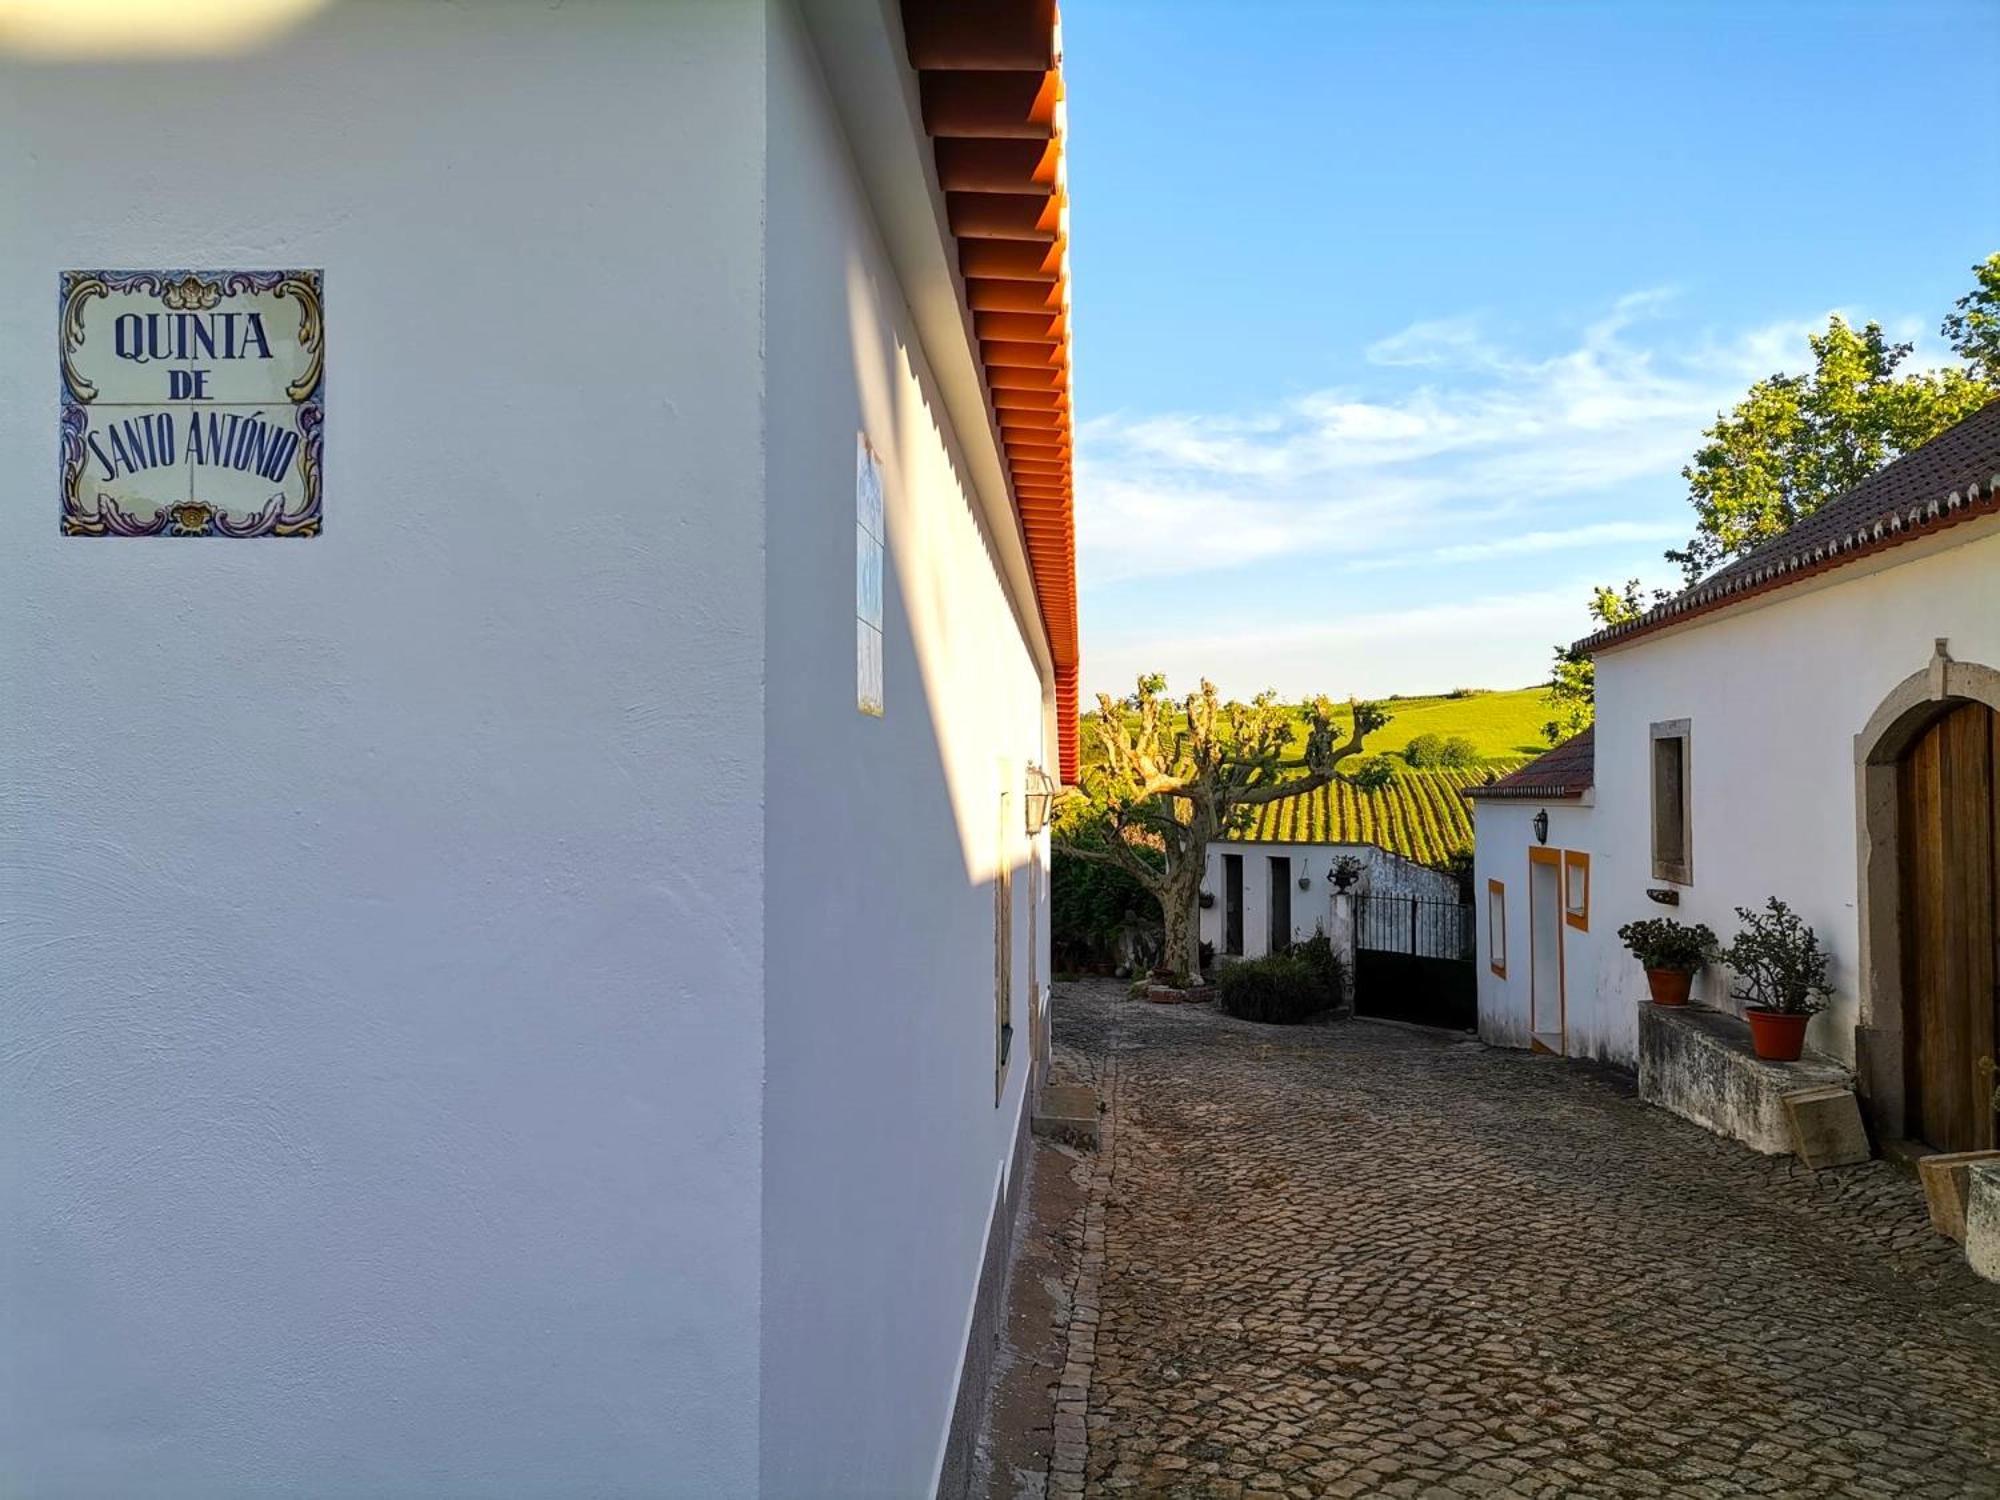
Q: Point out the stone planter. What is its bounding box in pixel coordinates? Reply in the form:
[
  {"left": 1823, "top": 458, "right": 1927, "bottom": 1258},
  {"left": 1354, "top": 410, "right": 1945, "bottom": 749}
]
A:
[
  {"left": 1144, "top": 988, "right": 1216, "bottom": 1012},
  {"left": 1919, "top": 1150, "right": 2000, "bottom": 1243},
  {"left": 1967, "top": 1161, "right": 2000, "bottom": 1284}
]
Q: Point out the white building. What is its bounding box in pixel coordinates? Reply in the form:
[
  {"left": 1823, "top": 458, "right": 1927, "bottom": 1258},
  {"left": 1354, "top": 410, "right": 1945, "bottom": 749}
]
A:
[
  {"left": 1474, "top": 403, "right": 2000, "bottom": 1159},
  {"left": 1468, "top": 731, "right": 1598, "bottom": 1055},
  {"left": 0, "top": 3, "right": 1079, "bottom": 1494},
  {"left": 1199, "top": 839, "right": 1461, "bottom": 961}
]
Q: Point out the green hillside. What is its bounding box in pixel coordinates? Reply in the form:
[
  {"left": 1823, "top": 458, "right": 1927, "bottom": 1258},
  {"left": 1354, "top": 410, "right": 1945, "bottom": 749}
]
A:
[
  {"left": 1074, "top": 684, "right": 1552, "bottom": 867},
  {"left": 1316, "top": 686, "right": 1550, "bottom": 763},
  {"left": 1086, "top": 685, "right": 1552, "bottom": 768}
]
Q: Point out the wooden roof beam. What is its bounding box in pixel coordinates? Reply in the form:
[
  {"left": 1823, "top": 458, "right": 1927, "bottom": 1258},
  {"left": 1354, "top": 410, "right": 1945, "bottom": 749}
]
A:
[{"left": 905, "top": 0, "right": 1056, "bottom": 71}]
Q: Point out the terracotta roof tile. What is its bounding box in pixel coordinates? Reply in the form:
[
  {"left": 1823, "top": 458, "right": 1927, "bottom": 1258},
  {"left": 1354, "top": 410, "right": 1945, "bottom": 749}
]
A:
[{"left": 1464, "top": 728, "right": 1593, "bottom": 801}]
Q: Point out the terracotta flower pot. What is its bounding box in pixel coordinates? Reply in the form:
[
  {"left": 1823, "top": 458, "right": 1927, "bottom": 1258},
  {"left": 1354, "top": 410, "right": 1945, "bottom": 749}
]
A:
[
  {"left": 1745, "top": 1007, "right": 1810, "bottom": 1061},
  {"left": 1645, "top": 967, "right": 1693, "bottom": 1006}
]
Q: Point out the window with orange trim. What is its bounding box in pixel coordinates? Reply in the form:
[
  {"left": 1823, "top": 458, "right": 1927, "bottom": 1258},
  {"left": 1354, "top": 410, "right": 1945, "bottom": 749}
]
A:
[
  {"left": 1486, "top": 879, "right": 1507, "bottom": 977},
  {"left": 1563, "top": 850, "right": 1590, "bottom": 931}
]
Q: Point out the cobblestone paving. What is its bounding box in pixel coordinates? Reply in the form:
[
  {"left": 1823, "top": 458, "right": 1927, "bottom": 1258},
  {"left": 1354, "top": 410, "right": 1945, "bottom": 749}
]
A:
[{"left": 1050, "top": 979, "right": 2000, "bottom": 1499}]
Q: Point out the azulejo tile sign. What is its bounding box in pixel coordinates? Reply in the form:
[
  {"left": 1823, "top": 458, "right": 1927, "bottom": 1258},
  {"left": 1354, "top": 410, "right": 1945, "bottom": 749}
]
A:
[{"left": 60, "top": 269, "right": 323, "bottom": 537}]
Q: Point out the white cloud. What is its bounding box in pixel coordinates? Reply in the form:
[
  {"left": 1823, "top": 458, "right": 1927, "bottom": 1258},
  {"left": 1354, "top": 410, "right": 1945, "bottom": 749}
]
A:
[
  {"left": 1346, "top": 519, "right": 1689, "bottom": 571},
  {"left": 1364, "top": 314, "right": 1497, "bottom": 368},
  {"left": 1075, "top": 291, "right": 1822, "bottom": 586},
  {"left": 1087, "top": 583, "right": 1599, "bottom": 703}
]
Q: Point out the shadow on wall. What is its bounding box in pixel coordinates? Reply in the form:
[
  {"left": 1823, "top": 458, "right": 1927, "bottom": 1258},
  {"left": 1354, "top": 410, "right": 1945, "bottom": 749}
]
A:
[{"left": 844, "top": 247, "right": 1044, "bottom": 889}]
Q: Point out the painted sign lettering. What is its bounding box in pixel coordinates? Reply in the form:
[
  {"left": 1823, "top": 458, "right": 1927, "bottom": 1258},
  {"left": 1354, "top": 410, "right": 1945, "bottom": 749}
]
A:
[{"left": 61, "top": 269, "right": 323, "bottom": 537}]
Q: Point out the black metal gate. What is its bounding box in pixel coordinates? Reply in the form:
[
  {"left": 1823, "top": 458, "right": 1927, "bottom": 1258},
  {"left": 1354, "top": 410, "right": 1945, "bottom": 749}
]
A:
[{"left": 1354, "top": 894, "right": 1476, "bottom": 1030}]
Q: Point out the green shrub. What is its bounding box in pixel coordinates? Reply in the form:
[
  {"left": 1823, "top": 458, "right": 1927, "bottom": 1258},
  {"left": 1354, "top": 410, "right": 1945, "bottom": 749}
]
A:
[
  {"left": 1402, "top": 732, "right": 1446, "bottom": 767},
  {"left": 1217, "top": 955, "right": 1323, "bottom": 1023},
  {"left": 1351, "top": 756, "right": 1396, "bottom": 791},
  {"left": 1288, "top": 930, "right": 1346, "bottom": 997},
  {"left": 1439, "top": 735, "right": 1480, "bottom": 767},
  {"left": 1406, "top": 732, "right": 1481, "bottom": 769},
  {"left": 1721, "top": 898, "right": 1833, "bottom": 1016},
  {"left": 1053, "top": 848, "right": 1160, "bottom": 971},
  {"left": 1217, "top": 937, "right": 1346, "bottom": 1024},
  {"left": 1617, "top": 917, "right": 1716, "bottom": 972}
]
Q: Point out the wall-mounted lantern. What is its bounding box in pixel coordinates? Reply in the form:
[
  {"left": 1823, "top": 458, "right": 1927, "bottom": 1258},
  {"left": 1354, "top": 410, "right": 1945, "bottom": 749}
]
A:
[
  {"left": 1533, "top": 808, "right": 1550, "bottom": 845},
  {"left": 1023, "top": 763, "right": 1058, "bottom": 836}
]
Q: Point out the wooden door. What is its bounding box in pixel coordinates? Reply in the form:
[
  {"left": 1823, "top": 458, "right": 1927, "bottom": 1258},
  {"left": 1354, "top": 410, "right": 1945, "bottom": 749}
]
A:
[
  {"left": 1528, "top": 847, "right": 1565, "bottom": 1054},
  {"left": 1899, "top": 700, "right": 2000, "bottom": 1153},
  {"left": 1223, "top": 854, "right": 1243, "bottom": 956},
  {"left": 1268, "top": 856, "right": 1292, "bottom": 954}
]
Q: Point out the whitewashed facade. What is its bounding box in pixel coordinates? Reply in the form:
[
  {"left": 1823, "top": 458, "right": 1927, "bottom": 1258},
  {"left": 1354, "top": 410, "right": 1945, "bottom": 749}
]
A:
[
  {"left": 1199, "top": 840, "right": 1461, "bottom": 961},
  {"left": 0, "top": 4, "right": 1073, "bottom": 1494},
  {"left": 1474, "top": 407, "right": 2000, "bottom": 1156},
  {"left": 1473, "top": 780, "right": 1600, "bottom": 1057}
]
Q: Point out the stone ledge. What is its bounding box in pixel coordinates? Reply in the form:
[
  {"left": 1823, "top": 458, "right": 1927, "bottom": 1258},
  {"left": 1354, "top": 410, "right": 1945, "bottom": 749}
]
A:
[
  {"left": 1968, "top": 1161, "right": 2000, "bottom": 1284},
  {"left": 1145, "top": 984, "right": 1215, "bottom": 1006},
  {"left": 1032, "top": 1082, "right": 1102, "bottom": 1150},
  {"left": 1638, "top": 1004, "right": 1853, "bottom": 1157}
]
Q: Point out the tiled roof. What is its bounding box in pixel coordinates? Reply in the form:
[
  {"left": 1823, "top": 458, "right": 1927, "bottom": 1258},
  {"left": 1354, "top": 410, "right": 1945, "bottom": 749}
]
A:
[
  {"left": 1464, "top": 729, "right": 1593, "bottom": 801},
  {"left": 901, "top": 0, "right": 1080, "bottom": 779},
  {"left": 1576, "top": 399, "right": 2000, "bottom": 656},
  {"left": 1231, "top": 763, "right": 1520, "bottom": 867}
]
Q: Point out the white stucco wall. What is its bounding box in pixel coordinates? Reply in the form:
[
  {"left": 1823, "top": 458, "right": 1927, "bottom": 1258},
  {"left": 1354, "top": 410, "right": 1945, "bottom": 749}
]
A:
[
  {"left": 1473, "top": 800, "right": 1600, "bottom": 1056},
  {"left": 0, "top": 6, "right": 768, "bottom": 1494},
  {"left": 1587, "top": 523, "right": 2000, "bottom": 1070},
  {"left": 1199, "top": 841, "right": 1460, "bottom": 960},
  {"left": 761, "top": 4, "right": 1051, "bottom": 1494}
]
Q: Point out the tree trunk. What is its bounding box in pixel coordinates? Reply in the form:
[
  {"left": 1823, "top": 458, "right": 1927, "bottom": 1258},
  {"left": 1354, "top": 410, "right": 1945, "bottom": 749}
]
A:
[{"left": 1160, "top": 863, "right": 1204, "bottom": 986}]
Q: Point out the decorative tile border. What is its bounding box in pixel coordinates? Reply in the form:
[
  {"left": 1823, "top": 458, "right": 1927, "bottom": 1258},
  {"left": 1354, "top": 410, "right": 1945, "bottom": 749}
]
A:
[{"left": 60, "top": 268, "right": 324, "bottom": 537}]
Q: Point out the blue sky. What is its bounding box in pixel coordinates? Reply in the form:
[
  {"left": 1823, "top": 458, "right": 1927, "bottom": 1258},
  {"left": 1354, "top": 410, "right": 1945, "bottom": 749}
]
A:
[{"left": 1064, "top": 0, "right": 2000, "bottom": 702}]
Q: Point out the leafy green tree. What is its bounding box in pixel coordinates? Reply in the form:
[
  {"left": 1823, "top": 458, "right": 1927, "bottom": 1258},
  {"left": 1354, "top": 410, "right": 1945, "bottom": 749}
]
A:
[
  {"left": 1548, "top": 256, "right": 1999, "bottom": 746},
  {"left": 1055, "top": 676, "right": 1387, "bottom": 985},
  {"left": 1942, "top": 252, "right": 2000, "bottom": 384},
  {"left": 1540, "top": 581, "right": 1649, "bottom": 745},
  {"left": 1667, "top": 258, "right": 1999, "bottom": 581}
]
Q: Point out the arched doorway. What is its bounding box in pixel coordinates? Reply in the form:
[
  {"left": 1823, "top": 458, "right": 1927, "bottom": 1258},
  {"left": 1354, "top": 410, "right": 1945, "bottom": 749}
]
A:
[
  {"left": 1897, "top": 698, "right": 1999, "bottom": 1153},
  {"left": 1854, "top": 646, "right": 2000, "bottom": 1149}
]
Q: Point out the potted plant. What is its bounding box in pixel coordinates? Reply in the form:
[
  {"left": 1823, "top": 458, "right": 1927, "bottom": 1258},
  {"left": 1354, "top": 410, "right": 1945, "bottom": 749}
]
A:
[
  {"left": 1329, "top": 855, "right": 1364, "bottom": 892},
  {"left": 1616, "top": 917, "right": 1716, "bottom": 1007},
  {"left": 1198, "top": 888, "right": 1215, "bottom": 910},
  {"left": 1719, "top": 898, "right": 1832, "bottom": 1061}
]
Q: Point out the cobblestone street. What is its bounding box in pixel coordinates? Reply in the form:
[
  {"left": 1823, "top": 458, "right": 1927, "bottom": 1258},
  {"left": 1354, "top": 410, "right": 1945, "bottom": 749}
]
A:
[{"left": 1027, "top": 979, "right": 2000, "bottom": 1499}]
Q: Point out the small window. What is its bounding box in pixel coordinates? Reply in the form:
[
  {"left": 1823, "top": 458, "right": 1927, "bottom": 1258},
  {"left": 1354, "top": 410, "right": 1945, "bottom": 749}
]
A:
[
  {"left": 1650, "top": 719, "right": 1692, "bottom": 884},
  {"left": 1563, "top": 850, "right": 1590, "bottom": 931},
  {"left": 1487, "top": 879, "right": 1507, "bottom": 977},
  {"left": 856, "top": 434, "right": 886, "bottom": 717}
]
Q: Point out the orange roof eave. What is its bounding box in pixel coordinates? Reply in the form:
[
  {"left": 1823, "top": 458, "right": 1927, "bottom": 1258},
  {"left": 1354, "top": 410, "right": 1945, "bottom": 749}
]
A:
[{"left": 902, "top": 0, "right": 1079, "bottom": 782}]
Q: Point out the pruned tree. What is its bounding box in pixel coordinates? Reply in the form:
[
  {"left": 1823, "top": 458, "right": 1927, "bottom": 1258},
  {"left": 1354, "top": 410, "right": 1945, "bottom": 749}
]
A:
[{"left": 1055, "top": 674, "right": 1389, "bottom": 985}]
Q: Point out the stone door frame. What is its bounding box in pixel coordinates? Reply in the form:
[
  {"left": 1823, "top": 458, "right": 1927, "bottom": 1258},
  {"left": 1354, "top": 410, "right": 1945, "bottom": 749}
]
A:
[{"left": 1853, "top": 640, "right": 2000, "bottom": 1141}]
